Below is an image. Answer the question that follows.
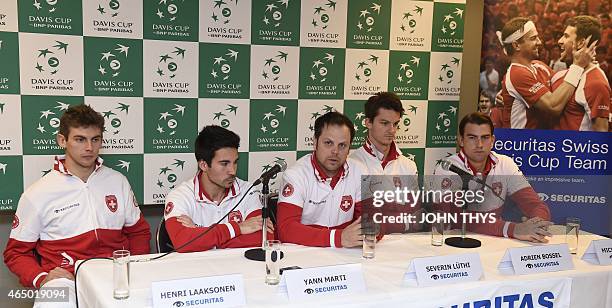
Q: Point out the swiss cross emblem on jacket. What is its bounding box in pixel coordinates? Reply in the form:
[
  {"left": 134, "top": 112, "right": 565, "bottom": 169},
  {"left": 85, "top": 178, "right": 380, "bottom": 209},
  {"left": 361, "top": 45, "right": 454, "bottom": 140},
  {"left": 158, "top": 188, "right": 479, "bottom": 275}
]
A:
[
  {"left": 105, "top": 195, "right": 118, "bottom": 213},
  {"left": 339, "top": 195, "right": 353, "bottom": 212}
]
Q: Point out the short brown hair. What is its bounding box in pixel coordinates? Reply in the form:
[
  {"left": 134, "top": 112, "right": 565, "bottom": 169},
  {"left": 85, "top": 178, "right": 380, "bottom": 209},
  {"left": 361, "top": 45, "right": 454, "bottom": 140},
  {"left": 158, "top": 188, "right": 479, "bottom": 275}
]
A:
[
  {"left": 501, "top": 17, "right": 530, "bottom": 56},
  {"left": 566, "top": 15, "right": 601, "bottom": 44},
  {"left": 59, "top": 104, "right": 105, "bottom": 138},
  {"left": 314, "top": 111, "right": 355, "bottom": 143},
  {"left": 364, "top": 92, "right": 404, "bottom": 121},
  {"left": 459, "top": 112, "right": 494, "bottom": 136}
]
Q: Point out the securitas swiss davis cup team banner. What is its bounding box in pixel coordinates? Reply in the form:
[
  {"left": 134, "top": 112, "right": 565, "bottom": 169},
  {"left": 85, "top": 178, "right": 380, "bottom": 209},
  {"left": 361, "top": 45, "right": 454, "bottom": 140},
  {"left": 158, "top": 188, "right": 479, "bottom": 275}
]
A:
[{"left": 0, "top": 0, "right": 466, "bottom": 209}]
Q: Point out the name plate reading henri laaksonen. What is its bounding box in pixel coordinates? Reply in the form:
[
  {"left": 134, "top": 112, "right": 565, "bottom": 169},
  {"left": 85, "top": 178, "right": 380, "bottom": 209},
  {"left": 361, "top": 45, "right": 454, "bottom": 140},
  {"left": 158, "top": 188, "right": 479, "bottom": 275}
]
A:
[{"left": 151, "top": 274, "right": 245, "bottom": 308}]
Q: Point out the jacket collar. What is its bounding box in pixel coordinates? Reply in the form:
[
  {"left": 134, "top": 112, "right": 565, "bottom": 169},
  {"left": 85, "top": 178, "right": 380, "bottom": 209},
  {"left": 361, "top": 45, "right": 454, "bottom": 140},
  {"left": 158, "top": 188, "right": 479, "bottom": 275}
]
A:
[{"left": 193, "top": 170, "right": 238, "bottom": 204}]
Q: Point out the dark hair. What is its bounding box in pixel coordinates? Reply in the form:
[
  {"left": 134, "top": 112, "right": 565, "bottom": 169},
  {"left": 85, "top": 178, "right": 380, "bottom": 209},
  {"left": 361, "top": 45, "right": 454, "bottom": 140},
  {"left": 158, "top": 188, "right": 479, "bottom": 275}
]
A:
[
  {"left": 195, "top": 125, "right": 240, "bottom": 166},
  {"left": 313, "top": 111, "right": 355, "bottom": 142},
  {"left": 364, "top": 92, "right": 404, "bottom": 121},
  {"left": 566, "top": 15, "right": 602, "bottom": 44},
  {"left": 501, "top": 17, "right": 531, "bottom": 56},
  {"left": 459, "top": 112, "right": 494, "bottom": 136},
  {"left": 59, "top": 104, "right": 105, "bottom": 138},
  {"left": 483, "top": 56, "right": 495, "bottom": 64}
]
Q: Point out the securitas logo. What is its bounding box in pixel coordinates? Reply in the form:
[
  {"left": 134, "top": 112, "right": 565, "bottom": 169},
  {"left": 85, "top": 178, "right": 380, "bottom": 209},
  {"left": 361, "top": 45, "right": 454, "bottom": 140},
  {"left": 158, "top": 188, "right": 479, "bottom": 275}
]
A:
[
  {"left": 538, "top": 193, "right": 606, "bottom": 204},
  {"left": 303, "top": 285, "right": 347, "bottom": 295},
  {"left": 447, "top": 291, "right": 555, "bottom": 308}
]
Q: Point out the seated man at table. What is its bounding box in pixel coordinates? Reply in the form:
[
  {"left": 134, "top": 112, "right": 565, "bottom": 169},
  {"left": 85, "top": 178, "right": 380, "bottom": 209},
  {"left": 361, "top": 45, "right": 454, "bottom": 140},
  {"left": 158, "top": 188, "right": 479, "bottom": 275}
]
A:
[
  {"left": 164, "top": 125, "right": 273, "bottom": 252},
  {"left": 4, "top": 104, "right": 151, "bottom": 307},
  {"left": 277, "top": 112, "right": 365, "bottom": 248},
  {"left": 429, "top": 112, "right": 552, "bottom": 243}
]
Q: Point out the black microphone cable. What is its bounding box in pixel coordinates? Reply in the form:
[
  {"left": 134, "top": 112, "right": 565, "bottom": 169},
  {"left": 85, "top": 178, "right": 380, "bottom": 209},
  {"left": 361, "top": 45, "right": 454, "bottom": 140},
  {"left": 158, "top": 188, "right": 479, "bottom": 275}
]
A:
[{"left": 74, "top": 182, "right": 258, "bottom": 308}]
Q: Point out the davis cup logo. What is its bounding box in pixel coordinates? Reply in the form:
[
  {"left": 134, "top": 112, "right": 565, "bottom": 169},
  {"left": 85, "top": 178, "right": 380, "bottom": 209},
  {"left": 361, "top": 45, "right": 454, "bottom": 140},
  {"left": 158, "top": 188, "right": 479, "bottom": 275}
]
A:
[
  {"left": 37, "top": 102, "right": 69, "bottom": 135},
  {"left": 228, "top": 210, "right": 243, "bottom": 223},
  {"left": 101, "top": 103, "right": 130, "bottom": 135},
  {"left": 435, "top": 105, "right": 457, "bottom": 133},
  {"left": 156, "top": 0, "right": 183, "bottom": 22},
  {"left": 97, "top": 0, "right": 121, "bottom": 17},
  {"left": 437, "top": 57, "right": 460, "bottom": 84},
  {"left": 340, "top": 195, "right": 353, "bottom": 212},
  {"left": 156, "top": 47, "right": 186, "bottom": 79},
  {"left": 105, "top": 194, "right": 118, "bottom": 212},
  {"left": 33, "top": 0, "right": 61, "bottom": 13},
  {"left": 157, "top": 159, "right": 185, "bottom": 190},
  {"left": 395, "top": 56, "right": 420, "bottom": 85},
  {"left": 260, "top": 104, "right": 286, "bottom": 135},
  {"left": 356, "top": 2, "right": 382, "bottom": 32},
  {"left": 309, "top": 53, "right": 335, "bottom": 83},
  {"left": 400, "top": 105, "right": 418, "bottom": 132},
  {"left": 352, "top": 112, "right": 367, "bottom": 134},
  {"left": 311, "top": 0, "right": 337, "bottom": 30},
  {"left": 211, "top": 48, "right": 239, "bottom": 81},
  {"left": 353, "top": 54, "right": 379, "bottom": 83},
  {"left": 262, "top": 0, "right": 290, "bottom": 28},
  {"left": 262, "top": 51, "right": 288, "bottom": 81},
  {"left": 400, "top": 5, "right": 423, "bottom": 33},
  {"left": 441, "top": 8, "right": 464, "bottom": 36},
  {"left": 309, "top": 105, "right": 335, "bottom": 131},
  {"left": 35, "top": 41, "right": 69, "bottom": 75},
  {"left": 98, "top": 44, "right": 129, "bottom": 78},
  {"left": 157, "top": 104, "right": 185, "bottom": 136},
  {"left": 211, "top": 0, "right": 237, "bottom": 24},
  {"left": 212, "top": 104, "right": 238, "bottom": 128}
]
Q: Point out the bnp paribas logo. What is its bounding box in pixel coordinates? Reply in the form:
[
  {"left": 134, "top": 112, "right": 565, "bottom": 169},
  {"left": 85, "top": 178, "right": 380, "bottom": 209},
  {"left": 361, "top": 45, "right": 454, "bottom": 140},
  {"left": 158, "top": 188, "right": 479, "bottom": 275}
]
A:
[
  {"left": 211, "top": 0, "right": 238, "bottom": 24},
  {"left": 36, "top": 101, "right": 69, "bottom": 136},
  {"left": 260, "top": 157, "right": 286, "bottom": 186},
  {"left": 211, "top": 48, "right": 239, "bottom": 81},
  {"left": 97, "top": 0, "right": 121, "bottom": 17},
  {"left": 308, "top": 105, "right": 335, "bottom": 132},
  {"left": 156, "top": 47, "right": 186, "bottom": 79},
  {"left": 156, "top": 104, "right": 186, "bottom": 136},
  {"left": 262, "top": 0, "right": 290, "bottom": 28},
  {"left": 260, "top": 104, "right": 287, "bottom": 135},
  {"left": 435, "top": 105, "right": 457, "bottom": 134},
  {"left": 261, "top": 51, "right": 288, "bottom": 82},
  {"left": 212, "top": 104, "right": 238, "bottom": 128},
  {"left": 97, "top": 44, "right": 129, "bottom": 78},
  {"left": 33, "top": 0, "right": 61, "bottom": 14},
  {"left": 311, "top": 0, "right": 337, "bottom": 30},
  {"left": 395, "top": 56, "right": 420, "bottom": 85},
  {"left": 34, "top": 41, "right": 69, "bottom": 76},
  {"left": 155, "top": 0, "right": 184, "bottom": 22},
  {"left": 441, "top": 8, "right": 463, "bottom": 37},
  {"left": 353, "top": 54, "right": 379, "bottom": 83},
  {"left": 437, "top": 57, "right": 460, "bottom": 84},
  {"left": 156, "top": 159, "right": 185, "bottom": 190},
  {"left": 400, "top": 5, "right": 423, "bottom": 34},
  {"left": 101, "top": 102, "right": 129, "bottom": 135}
]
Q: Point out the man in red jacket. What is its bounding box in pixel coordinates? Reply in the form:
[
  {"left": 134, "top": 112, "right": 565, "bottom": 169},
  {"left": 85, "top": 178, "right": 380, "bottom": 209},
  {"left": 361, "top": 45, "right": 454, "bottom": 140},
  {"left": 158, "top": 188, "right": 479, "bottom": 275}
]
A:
[
  {"left": 4, "top": 104, "right": 151, "bottom": 307},
  {"left": 163, "top": 125, "right": 273, "bottom": 252}
]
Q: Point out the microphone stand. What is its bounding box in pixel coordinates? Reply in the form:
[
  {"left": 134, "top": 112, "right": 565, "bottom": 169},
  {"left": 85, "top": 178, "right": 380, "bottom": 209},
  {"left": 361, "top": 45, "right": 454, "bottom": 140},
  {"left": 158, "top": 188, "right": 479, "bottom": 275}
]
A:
[
  {"left": 444, "top": 174, "right": 482, "bottom": 248},
  {"left": 244, "top": 177, "right": 284, "bottom": 261}
]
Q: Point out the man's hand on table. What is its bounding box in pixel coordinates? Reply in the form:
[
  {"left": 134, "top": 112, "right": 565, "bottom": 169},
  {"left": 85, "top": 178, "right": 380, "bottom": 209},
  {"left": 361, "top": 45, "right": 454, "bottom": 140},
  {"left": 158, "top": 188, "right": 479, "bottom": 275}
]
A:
[
  {"left": 40, "top": 267, "right": 74, "bottom": 287},
  {"left": 514, "top": 217, "right": 553, "bottom": 243},
  {"left": 341, "top": 217, "right": 363, "bottom": 248}
]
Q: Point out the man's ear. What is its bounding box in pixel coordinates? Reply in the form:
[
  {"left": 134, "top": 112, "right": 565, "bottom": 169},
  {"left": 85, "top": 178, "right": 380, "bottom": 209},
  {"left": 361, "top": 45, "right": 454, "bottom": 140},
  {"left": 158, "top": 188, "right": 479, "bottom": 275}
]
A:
[
  {"left": 56, "top": 133, "right": 67, "bottom": 149},
  {"left": 365, "top": 117, "right": 373, "bottom": 130},
  {"left": 458, "top": 135, "right": 464, "bottom": 148},
  {"left": 512, "top": 41, "right": 520, "bottom": 53},
  {"left": 198, "top": 160, "right": 209, "bottom": 173}
]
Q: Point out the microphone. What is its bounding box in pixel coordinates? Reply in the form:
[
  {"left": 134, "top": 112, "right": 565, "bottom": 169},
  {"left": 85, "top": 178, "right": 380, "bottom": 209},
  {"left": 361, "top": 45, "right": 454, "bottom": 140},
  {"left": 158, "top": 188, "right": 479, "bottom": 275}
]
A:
[
  {"left": 439, "top": 160, "right": 486, "bottom": 185},
  {"left": 253, "top": 160, "right": 287, "bottom": 185}
]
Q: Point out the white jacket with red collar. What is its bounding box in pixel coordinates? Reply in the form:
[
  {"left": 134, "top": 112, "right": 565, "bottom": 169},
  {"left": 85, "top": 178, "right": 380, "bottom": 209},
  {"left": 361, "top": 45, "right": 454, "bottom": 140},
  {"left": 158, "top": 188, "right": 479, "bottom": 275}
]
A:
[
  {"left": 163, "top": 172, "right": 269, "bottom": 252},
  {"left": 3, "top": 156, "right": 150, "bottom": 288},
  {"left": 277, "top": 153, "right": 365, "bottom": 247},
  {"left": 430, "top": 150, "right": 550, "bottom": 238}
]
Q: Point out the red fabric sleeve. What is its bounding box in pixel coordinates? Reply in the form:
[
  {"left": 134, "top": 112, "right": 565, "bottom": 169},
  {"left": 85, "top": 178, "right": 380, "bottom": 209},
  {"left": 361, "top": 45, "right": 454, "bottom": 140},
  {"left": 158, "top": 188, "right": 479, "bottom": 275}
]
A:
[
  {"left": 510, "top": 187, "right": 551, "bottom": 220},
  {"left": 165, "top": 216, "right": 241, "bottom": 253},
  {"left": 122, "top": 214, "right": 151, "bottom": 255},
  {"left": 585, "top": 79, "right": 611, "bottom": 119},
  {"left": 3, "top": 239, "right": 46, "bottom": 288},
  {"left": 220, "top": 209, "right": 275, "bottom": 249},
  {"left": 510, "top": 66, "right": 550, "bottom": 107},
  {"left": 277, "top": 202, "right": 350, "bottom": 247}
]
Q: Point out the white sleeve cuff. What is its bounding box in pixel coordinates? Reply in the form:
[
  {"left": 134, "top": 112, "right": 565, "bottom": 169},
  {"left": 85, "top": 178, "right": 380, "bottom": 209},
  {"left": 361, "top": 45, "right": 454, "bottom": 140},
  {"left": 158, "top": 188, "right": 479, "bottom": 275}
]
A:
[
  {"left": 224, "top": 223, "right": 237, "bottom": 238},
  {"left": 503, "top": 221, "right": 511, "bottom": 238},
  {"left": 33, "top": 272, "right": 48, "bottom": 288},
  {"left": 330, "top": 229, "right": 336, "bottom": 248}
]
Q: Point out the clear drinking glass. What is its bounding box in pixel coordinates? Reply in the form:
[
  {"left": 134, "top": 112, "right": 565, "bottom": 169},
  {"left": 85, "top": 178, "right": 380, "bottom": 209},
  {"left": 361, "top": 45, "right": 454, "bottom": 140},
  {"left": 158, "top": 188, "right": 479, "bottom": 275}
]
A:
[
  {"left": 565, "top": 217, "right": 581, "bottom": 254},
  {"left": 112, "top": 250, "right": 130, "bottom": 300},
  {"left": 431, "top": 210, "right": 445, "bottom": 246},
  {"left": 265, "top": 240, "right": 281, "bottom": 285},
  {"left": 363, "top": 233, "right": 376, "bottom": 259}
]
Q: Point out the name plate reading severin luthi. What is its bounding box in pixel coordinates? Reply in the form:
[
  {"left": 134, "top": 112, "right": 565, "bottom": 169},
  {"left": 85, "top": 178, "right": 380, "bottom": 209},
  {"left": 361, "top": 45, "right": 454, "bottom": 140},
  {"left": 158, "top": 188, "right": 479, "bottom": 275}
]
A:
[
  {"left": 498, "top": 244, "right": 574, "bottom": 275},
  {"left": 151, "top": 274, "right": 245, "bottom": 308},
  {"left": 278, "top": 263, "right": 366, "bottom": 301},
  {"left": 404, "top": 253, "right": 483, "bottom": 287}
]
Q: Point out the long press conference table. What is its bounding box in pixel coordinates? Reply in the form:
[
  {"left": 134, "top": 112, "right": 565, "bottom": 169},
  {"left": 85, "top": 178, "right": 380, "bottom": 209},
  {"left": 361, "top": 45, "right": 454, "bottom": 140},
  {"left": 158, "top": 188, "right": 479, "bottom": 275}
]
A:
[{"left": 76, "top": 228, "right": 612, "bottom": 307}]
